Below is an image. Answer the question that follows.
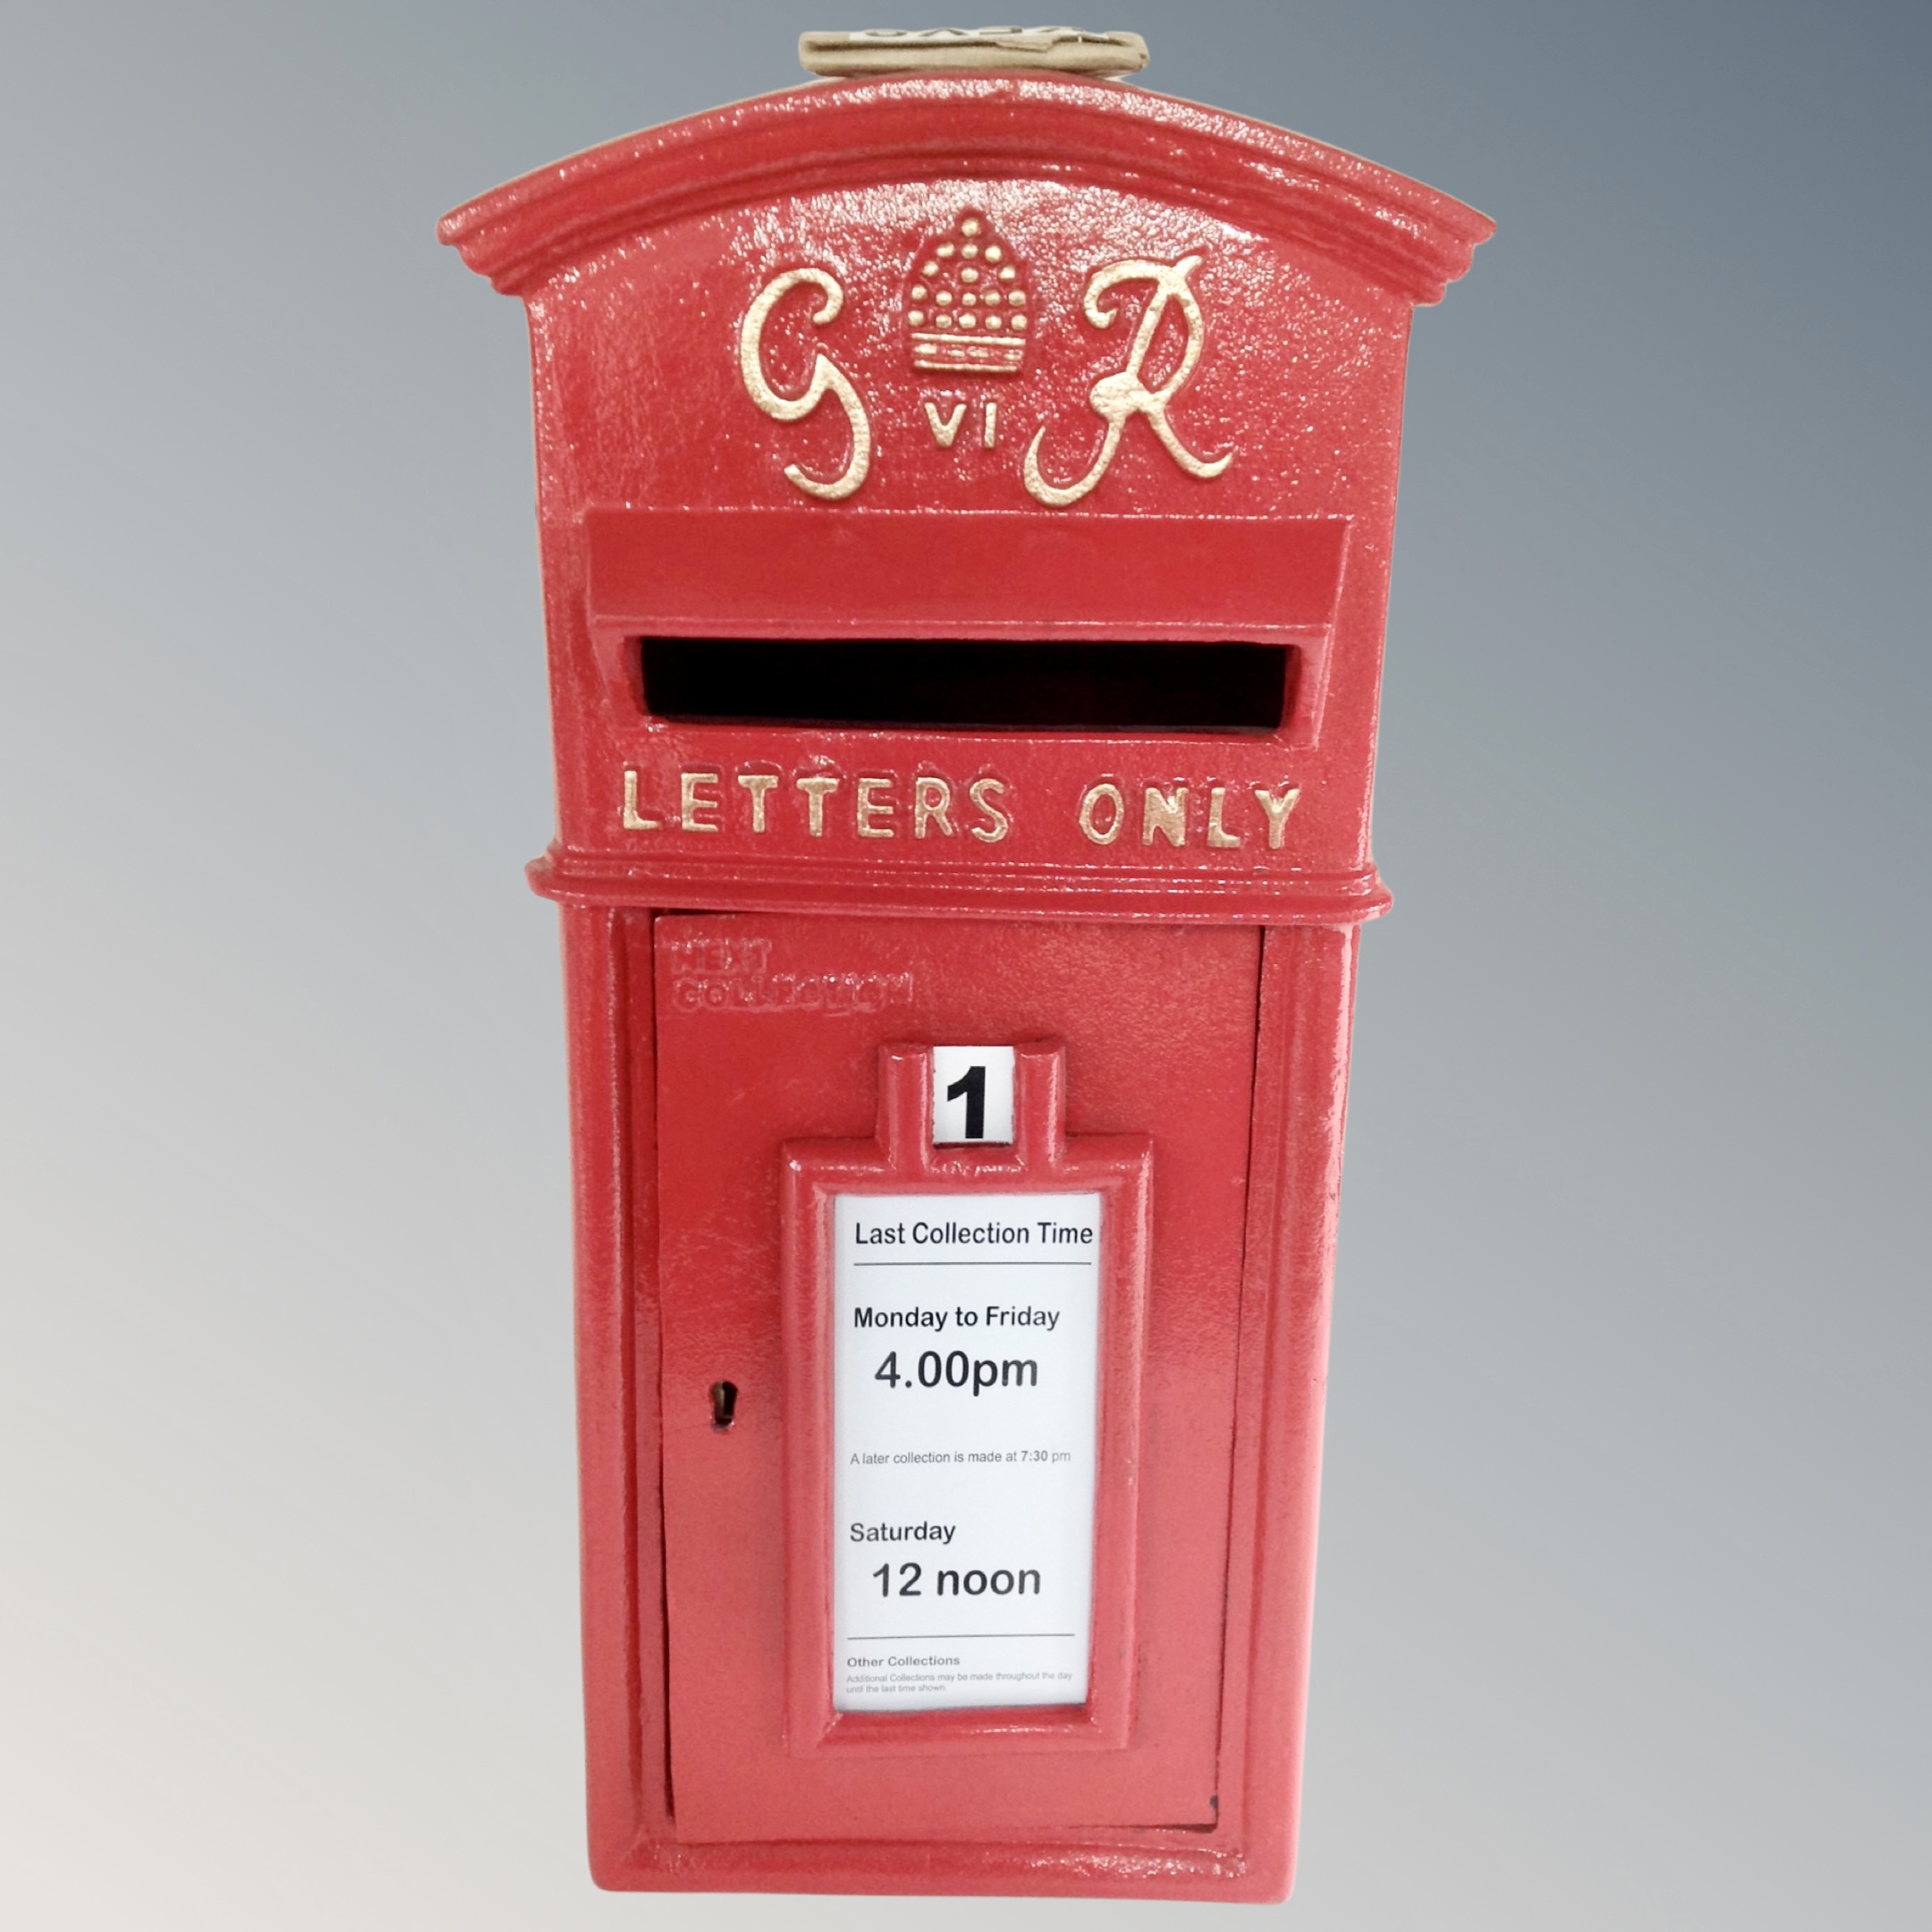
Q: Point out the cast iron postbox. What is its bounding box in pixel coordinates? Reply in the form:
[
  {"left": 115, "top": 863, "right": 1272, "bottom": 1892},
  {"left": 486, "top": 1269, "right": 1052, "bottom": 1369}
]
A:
[{"left": 440, "top": 26, "right": 1487, "bottom": 1902}]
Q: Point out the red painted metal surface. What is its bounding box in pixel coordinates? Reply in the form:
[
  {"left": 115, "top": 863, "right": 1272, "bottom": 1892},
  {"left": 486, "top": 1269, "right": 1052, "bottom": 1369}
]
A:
[
  {"left": 441, "top": 64, "right": 1487, "bottom": 1902},
  {"left": 656, "top": 924, "right": 1250, "bottom": 1842}
]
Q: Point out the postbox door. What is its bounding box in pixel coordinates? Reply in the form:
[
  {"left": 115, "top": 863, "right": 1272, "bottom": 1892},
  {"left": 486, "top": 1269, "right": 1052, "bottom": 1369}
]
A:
[{"left": 649, "top": 913, "right": 1260, "bottom": 1842}]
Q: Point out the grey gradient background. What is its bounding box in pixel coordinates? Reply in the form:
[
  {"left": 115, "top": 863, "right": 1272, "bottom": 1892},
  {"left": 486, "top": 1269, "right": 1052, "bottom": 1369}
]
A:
[{"left": 3, "top": 4, "right": 1925, "bottom": 1926}]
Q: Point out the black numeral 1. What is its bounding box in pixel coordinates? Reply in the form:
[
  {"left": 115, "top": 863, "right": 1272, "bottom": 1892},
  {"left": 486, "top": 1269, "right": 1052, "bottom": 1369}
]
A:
[{"left": 946, "top": 1063, "right": 987, "bottom": 1139}]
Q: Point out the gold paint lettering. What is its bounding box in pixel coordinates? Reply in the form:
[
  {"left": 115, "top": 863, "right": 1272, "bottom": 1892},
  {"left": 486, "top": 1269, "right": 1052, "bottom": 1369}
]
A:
[
  {"left": 1206, "top": 784, "right": 1241, "bottom": 848},
  {"left": 968, "top": 776, "right": 1011, "bottom": 843},
  {"left": 924, "top": 399, "right": 967, "bottom": 448},
  {"left": 1142, "top": 784, "right": 1188, "bottom": 847},
  {"left": 621, "top": 768, "right": 660, "bottom": 831},
  {"left": 983, "top": 401, "right": 998, "bottom": 449},
  {"left": 1253, "top": 784, "right": 1301, "bottom": 849},
  {"left": 795, "top": 774, "right": 842, "bottom": 835},
  {"left": 1023, "top": 256, "right": 1232, "bottom": 508},
  {"left": 912, "top": 775, "right": 955, "bottom": 837},
  {"left": 680, "top": 768, "right": 722, "bottom": 833},
  {"left": 739, "top": 268, "right": 871, "bottom": 501},
  {"left": 1077, "top": 781, "right": 1124, "bottom": 845},
  {"left": 736, "top": 771, "right": 779, "bottom": 832},
  {"left": 855, "top": 775, "right": 896, "bottom": 838}
]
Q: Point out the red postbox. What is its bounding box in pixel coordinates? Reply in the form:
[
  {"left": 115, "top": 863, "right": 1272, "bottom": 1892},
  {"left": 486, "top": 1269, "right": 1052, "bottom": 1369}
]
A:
[{"left": 439, "top": 26, "right": 1487, "bottom": 1902}]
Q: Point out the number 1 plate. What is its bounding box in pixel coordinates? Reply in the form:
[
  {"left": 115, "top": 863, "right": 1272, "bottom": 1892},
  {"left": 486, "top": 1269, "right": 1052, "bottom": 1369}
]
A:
[{"left": 833, "top": 1190, "right": 1100, "bottom": 1711}]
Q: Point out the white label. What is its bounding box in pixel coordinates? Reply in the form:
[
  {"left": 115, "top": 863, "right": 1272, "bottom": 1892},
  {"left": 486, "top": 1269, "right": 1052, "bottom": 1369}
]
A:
[
  {"left": 930, "top": 1046, "right": 1016, "bottom": 1145},
  {"left": 833, "top": 1191, "right": 1100, "bottom": 1711}
]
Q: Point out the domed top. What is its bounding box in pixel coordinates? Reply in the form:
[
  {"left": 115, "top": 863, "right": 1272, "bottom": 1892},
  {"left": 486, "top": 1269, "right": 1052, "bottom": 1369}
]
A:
[{"left": 438, "top": 72, "right": 1491, "bottom": 305}]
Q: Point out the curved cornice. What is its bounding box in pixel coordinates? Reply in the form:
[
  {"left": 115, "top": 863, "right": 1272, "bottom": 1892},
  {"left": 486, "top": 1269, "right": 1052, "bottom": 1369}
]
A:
[{"left": 438, "top": 74, "right": 1492, "bottom": 304}]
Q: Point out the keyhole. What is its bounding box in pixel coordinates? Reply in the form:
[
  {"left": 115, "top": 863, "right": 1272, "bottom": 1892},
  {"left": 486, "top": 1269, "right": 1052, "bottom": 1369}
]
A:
[{"left": 709, "top": 1380, "right": 738, "bottom": 1430}]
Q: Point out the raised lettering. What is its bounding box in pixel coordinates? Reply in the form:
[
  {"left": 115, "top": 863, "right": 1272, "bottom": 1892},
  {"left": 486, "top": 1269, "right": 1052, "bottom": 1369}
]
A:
[
  {"left": 968, "top": 776, "right": 1011, "bottom": 844},
  {"left": 1142, "top": 784, "right": 1187, "bottom": 847},
  {"left": 737, "top": 771, "right": 779, "bottom": 832},
  {"left": 1206, "top": 784, "right": 1241, "bottom": 848},
  {"left": 1078, "top": 781, "right": 1124, "bottom": 845},
  {"left": 680, "top": 768, "right": 722, "bottom": 833},
  {"left": 855, "top": 775, "right": 896, "bottom": 838},
  {"left": 795, "top": 774, "right": 841, "bottom": 835},
  {"left": 1023, "top": 256, "right": 1231, "bottom": 507},
  {"left": 1254, "top": 784, "right": 1301, "bottom": 849},
  {"left": 621, "top": 768, "right": 660, "bottom": 831},
  {"left": 739, "top": 268, "right": 871, "bottom": 501},
  {"left": 912, "top": 775, "right": 955, "bottom": 837},
  {"left": 924, "top": 399, "right": 967, "bottom": 447}
]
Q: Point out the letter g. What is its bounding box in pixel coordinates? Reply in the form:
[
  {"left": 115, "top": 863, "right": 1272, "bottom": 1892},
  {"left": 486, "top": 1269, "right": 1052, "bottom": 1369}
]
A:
[{"left": 739, "top": 268, "right": 872, "bottom": 502}]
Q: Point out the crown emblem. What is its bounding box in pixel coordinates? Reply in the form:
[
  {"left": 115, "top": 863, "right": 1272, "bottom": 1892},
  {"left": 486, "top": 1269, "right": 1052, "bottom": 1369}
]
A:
[{"left": 905, "top": 212, "right": 1030, "bottom": 376}]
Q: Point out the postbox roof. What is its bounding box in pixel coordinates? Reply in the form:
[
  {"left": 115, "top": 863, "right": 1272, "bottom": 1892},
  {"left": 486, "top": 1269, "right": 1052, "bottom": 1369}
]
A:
[{"left": 439, "top": 73, "right": 1491, "bottom": 304}]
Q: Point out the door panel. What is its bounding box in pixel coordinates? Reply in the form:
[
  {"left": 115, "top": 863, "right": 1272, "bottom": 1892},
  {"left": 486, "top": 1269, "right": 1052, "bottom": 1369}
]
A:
[{"left": 650, "top": 914, "right": 1259, "bottom": 1843}]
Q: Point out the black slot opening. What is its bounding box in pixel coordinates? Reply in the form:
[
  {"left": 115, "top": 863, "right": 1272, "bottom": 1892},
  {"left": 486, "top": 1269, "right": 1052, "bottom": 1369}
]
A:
[{"left": 640, "top": 638, "right": 1290, "bottom": 734}]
